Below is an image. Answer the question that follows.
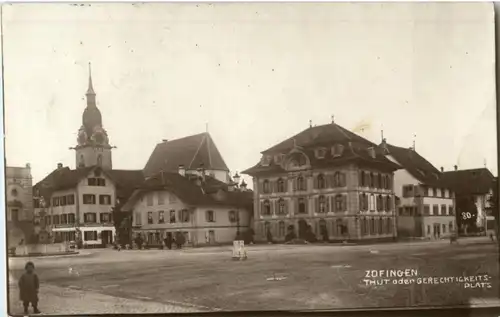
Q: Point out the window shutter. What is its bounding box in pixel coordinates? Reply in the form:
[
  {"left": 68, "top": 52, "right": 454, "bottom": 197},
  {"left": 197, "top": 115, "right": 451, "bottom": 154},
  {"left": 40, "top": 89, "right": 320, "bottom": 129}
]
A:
[
  {"left": 342, "top": 195, "right": 347, "bottom": 212},
  {"left": 326, "top": 197, "right": 330, "bottom": 213},
  {"left": 294, "top": 199, "right": 298, "bottom": 215},
  {"left": 284, "top": 178, "right": 288, "bottom": 192},
  {"left": 341, "top": 173, "right": 346, "bottom": 187},
  {"left": 260, "top": 201, "right": 264, "bottom": 216},
  {"left": 315, "top": 197, "right": 319, "bottom": 213},
  {"left": 274, "top": 200, "right": 279, "bottom": 215},
  {"left": 293, "top": 178, "right": 297, "bottom": 191},
  {"left": 332, "top": 196, "right": 337, "bottom": 213},
  {"left": 271, "top": 180, "right": 277, "bottom": 193},
  {"left": 284, "top": 200, "right": 289, "bottom": 215}
]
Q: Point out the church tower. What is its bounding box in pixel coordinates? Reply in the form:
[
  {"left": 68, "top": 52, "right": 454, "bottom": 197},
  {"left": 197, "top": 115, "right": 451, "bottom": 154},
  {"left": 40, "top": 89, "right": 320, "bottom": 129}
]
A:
[{"left": 73, "top": 63, "right": 113, "bottom": 169}]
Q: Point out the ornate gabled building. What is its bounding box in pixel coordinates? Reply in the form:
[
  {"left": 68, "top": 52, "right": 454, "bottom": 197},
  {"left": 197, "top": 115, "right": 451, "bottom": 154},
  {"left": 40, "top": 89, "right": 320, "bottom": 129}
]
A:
[
  {"left": 379, "top": 140, "right": 456, "bottom": 239},
  {"left": 243, "top": 120, "right": 401, "bottom": 243},
  {"left": 144, "top": 133, "right": 231, "bottom": 183}
]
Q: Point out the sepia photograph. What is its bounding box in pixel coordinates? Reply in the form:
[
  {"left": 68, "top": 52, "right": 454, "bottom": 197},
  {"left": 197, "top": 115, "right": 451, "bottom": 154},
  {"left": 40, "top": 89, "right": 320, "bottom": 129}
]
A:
[{"left": 3, "top": 2, "right": 499, "bottom": 315}]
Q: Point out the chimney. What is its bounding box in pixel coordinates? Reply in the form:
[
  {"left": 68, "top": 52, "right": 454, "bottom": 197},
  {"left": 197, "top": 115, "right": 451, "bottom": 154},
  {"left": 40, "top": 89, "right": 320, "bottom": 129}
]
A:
[
  {"left": 454, "top": 165, "right": 458, "bottom": 171},
  {"left": 57, "top": 163, "right": 63, "bottom": 170},
  {"left": 440, "top": 167, "right": 444, "bottom": 172},
  {"left": 178, "top": 165, "right": 186, "bottom": 177}
]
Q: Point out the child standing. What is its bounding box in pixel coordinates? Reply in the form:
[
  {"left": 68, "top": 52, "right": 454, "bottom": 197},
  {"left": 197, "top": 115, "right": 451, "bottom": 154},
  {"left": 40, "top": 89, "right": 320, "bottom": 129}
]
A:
[{"left": 18, "top": 261, "right": 40, "bottom": 314}]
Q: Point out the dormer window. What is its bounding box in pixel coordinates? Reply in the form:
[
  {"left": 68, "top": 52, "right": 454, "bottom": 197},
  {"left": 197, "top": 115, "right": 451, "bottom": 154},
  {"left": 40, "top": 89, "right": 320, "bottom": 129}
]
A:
[
  {"left": 367, "top": 147, "right": 376, "bottom": 159},
  {"left": 274, "top": 155, "right": 283, "bottom": 165},
  {"left": 315, "top": 148, "right": 327, "bottom": 159},
  {"left": 331, "top": 144, "right": 344, "bottom": 157},
  {"left": 261, "top": 155, "right": 272, "bottom": 167}
]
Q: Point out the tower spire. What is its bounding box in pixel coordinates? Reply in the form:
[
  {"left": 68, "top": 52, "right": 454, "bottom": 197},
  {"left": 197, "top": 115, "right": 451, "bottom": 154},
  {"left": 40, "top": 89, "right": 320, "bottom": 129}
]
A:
[{"left": 86, "top": 62, "right": 95, "bottom": 96}]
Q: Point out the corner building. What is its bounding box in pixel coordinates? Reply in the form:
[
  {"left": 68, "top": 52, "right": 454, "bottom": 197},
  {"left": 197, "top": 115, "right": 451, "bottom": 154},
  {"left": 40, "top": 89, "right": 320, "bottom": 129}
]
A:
[{"left": 243, "top": 121, "right": 401, "bottom": 243}]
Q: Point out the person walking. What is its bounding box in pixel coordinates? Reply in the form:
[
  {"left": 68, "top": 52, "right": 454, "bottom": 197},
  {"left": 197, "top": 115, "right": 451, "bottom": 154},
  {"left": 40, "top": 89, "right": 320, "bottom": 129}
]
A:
[
  {"left": 18, "top": 261, "right": 40, "bottom": 314},
  {"left": 175, "top": 232, "right": 185, "bottom": 249}
]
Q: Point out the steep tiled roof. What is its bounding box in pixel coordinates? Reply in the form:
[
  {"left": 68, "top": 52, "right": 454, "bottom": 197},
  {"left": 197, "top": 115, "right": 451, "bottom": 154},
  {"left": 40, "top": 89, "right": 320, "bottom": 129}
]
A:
[
  {"left": 143, "top": 133, "right": 229, "bottom": 177},
  {"left": 123, "top": 171, "right": 252, "bottom": 210},
  {"left": 383, "top": 143, "right": 445, "bottom": 186},
  {"left": 441, "top": 168, "right": 495, "bottom": 195},
  {"left": 262, "top": 123, "right": 376, "bottom": 154},
  {"left": 243, "top": 123, "right": 399, "bottom": 176},
  {"left": 33, "top": 166, "right": 145, "bottom": 206}
]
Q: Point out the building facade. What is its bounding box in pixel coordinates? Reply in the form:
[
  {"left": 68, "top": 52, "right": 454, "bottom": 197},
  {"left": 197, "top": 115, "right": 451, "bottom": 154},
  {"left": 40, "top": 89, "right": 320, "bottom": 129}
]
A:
[
  {"left": 243, "top": 121, "right": 401, "bottom": 243},
  {"left": 6, "top": 164, "right": 34, "bottom": 246},
  {"left": 441, "top": 167, "right": 495, "bottom": 234},
  {"left": 122, "top": 169, "right": 253, "bottom": 246},
  {"left": 381, "top": 141, "right": 456, "bottom": 239}
]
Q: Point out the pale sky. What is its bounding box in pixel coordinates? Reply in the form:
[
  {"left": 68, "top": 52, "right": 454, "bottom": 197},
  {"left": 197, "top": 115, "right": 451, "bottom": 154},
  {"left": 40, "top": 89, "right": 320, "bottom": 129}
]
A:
[{"left": 3, "top": 2, "right": 497, "bottom": 186}]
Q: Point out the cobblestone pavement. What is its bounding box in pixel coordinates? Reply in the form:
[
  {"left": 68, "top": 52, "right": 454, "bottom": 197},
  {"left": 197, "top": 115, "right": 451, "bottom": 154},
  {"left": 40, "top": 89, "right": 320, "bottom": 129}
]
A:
[{"left": 8, "top": 281, "right": 209, "bottom": 315}]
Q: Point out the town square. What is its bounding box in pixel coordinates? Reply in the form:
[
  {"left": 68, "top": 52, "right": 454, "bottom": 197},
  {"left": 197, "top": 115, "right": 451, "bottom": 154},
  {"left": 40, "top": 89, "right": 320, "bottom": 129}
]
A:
[{"left": 3, "top": 2, "right": 499, "bottom": 315}]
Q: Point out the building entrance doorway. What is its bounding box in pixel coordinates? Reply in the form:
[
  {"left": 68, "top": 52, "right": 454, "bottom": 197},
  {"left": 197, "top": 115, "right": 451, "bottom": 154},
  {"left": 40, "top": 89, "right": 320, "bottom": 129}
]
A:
[
  {"left": 298, "top": 219, "right": 308, "bottom": 239},
  {"left": 101, "top": 230, "right": 113, "bottom": 245}
]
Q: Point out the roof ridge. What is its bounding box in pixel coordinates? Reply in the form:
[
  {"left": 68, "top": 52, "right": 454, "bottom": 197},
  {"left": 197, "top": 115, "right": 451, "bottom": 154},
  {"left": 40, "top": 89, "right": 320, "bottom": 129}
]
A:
[
  {"left": 207, "top": 133, "right": 213, "bottom": 167},
  {"left": 160, "top": 132, "right": 207, "bottom": 145},
  {"left": 189, "top": 134, "right": 207, "bottom": 169}
]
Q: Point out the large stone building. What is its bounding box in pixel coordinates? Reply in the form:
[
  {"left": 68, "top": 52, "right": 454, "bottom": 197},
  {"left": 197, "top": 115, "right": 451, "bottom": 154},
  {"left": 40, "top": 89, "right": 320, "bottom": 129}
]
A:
[
  {"left": 122, "top": 168, "right": 252, "bottom": 247},
  {"left": 31, "top": 64, "right": 250, "bottom": 248},
  {"left": 380, "top": 140, "right": 456, "bottom": 239},
  {"left": 243, "top": 120, "right": 401, "bottom": 243},
  {"left": 441, "top": 167, "right": 495, "bottom": 234},
  {"left": 6, "top": 164, "right": 34, "bottom": 247}
]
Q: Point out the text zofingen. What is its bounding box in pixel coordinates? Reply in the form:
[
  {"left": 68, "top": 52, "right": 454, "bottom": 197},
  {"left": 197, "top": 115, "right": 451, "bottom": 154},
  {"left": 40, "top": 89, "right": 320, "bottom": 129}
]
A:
[{"left": 363, "top": 270, "right": 492, "bottom": 288}]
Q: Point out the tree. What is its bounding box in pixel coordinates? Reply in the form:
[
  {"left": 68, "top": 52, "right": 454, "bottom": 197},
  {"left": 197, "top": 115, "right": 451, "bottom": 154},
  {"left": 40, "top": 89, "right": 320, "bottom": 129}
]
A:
[
  {"left": 112, "top": 206, "right": 131, "bottom": 246},
  {"left": 456, "top": 195, "right": 478, "bottom": 235},
  {"left": 486, "top": 178, "right": 498, "bottom": 240}
]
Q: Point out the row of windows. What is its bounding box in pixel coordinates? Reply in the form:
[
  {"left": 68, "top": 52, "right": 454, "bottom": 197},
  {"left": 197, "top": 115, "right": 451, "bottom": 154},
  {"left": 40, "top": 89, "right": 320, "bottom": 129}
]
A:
[
  {"left": 87, "top": 177, "right": 106, "bottom": 187},
  {"left": 359, "top": 171, "right": 391, "bottom": 189},
  {"left": 145, "top": 192, "right": 177, "bottom": 207},
  {"left": 402, "top": 185, "right": 452, "bottom": 199},
  {"left": 136, "top": 210, "right": 239, "bottom": 225},
  {"left": 261, "top": 173, "right": 347, "bottom": 194},
  {"left": 83, "top": 194, "right": 112, "bottom": 205},
  {"left": 399, "top": 205, "right": 454, "bottom": 216},
  {"left": 261, "top": 195, "right": 348, "bottom": 215},
  {"left": 52, "top": 195, "right": 76, "bottom": 207},
  {"left": 427, "top": 222, "right": 454, "bottom": 235},
  {"left": 359, "top": 194, "right": 393, "bottom": 212},
  {"left": 43, "top": 212, "right": 111, "bottom": 225},
  {"left": 360, "top": 217, "right": 393, "bottom": 236}
]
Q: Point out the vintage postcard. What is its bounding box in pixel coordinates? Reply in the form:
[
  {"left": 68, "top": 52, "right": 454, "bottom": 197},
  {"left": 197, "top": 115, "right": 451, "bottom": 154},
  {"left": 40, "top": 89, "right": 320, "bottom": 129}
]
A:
[{"left": 3, "top": 2, "right": 499, "bottom": 315}]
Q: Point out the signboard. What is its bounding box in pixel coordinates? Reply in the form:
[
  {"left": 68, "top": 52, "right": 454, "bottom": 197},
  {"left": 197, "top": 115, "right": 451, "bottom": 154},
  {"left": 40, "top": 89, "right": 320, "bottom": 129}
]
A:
[{"left": 232, "top": 240, "right": 247, "bottom": 260}]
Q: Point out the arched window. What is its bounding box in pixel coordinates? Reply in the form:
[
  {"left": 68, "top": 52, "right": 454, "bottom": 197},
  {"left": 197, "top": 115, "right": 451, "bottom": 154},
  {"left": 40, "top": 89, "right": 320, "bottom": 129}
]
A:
[
  {"left": 297, "top": 176, "right": 306, "bottom": 191},
  {"left": 386, "top": 196, "right": 392, "bottom": 211},
  {"left": 97, "top": 154, "right": 102, "bottom": 166},
  {"left": 318, "top": 195, "right": 327, "bottom": 213},
  {"left": 317, "top": 174, "right": 326, "bottom": 189},
  {"left": 278, "top": 198, "right": 286, "bottom": 215},
  {"left": 335, "top": 194, "right": 343, "bottom": 212},
  {"left": 377, "top": 195, "right": 383, "bottom": 211},
  {"left": 334, "top": 172, "right": 341, "bottom": 187},
  {"left": 263, "top": 200, "right": 271, "bottom": 215},
  {"left": 79, "top": 154, "right": 85, "bottom": 168},
  {"left": 298, "top": 198, "right": 307, "bottom": 214},
  {"left": 263, "top": 180, "right": 270, "bottom": 193},
  {"left": 277, "top": 178, "right": 285, "bottom": 192},
  {"left": 278, "top": 221, "right": 285, "bottom": 237},
  {"left": 298, "top": 154, "right": 307, "bottom": 166},
  {"left": 379, "top": 217, "right": 384, "bottom": 234}
]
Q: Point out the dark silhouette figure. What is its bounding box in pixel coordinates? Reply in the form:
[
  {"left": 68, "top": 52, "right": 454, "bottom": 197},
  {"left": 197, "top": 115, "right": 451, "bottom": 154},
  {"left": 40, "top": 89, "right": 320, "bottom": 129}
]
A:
[
  {"left": 266, "top": 229, "right": 274, "bottom": 244},
  {"left": 18, "top": 262, "right": 40, "bottom": 314},
  {"left": 165, "top": 233, "right": 173, "bottom": 250}
]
